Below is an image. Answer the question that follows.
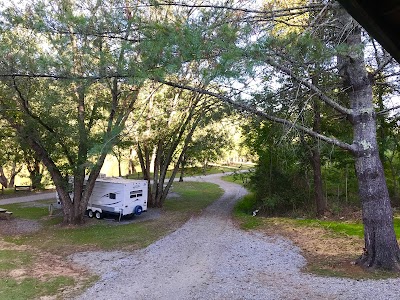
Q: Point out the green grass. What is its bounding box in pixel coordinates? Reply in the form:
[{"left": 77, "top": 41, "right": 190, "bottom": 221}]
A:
[
  {"left": 294, "top": 219, "right": 364, "bottom": 237},
  {"left": 0, "top": 276, "right": 75, "bottom": 300},
  {"left": 222, "top": 172, "right": 251, "bottom": 187},
  {"left": 0, "top": 201, "right": 52, "bottom": 220},
  {"left": 393, "top": 218, "right": 400, "bottom": 236},
  {"left": 221, "top": 174, "right": 236, "bottom": 183},
  {"left": 0, "top": 188, "right": 16, "bottom": 196},
  {"left": 0, "top": 250, "right": 33, "bottom": 271},
  {"left": 293, "top": 217, "right": 400, "bottom": 239},
  {"left": 0, "top": 188, "right": 47, "bottom": 200},
  {"left": 34, "top": 221, "right": 168, "bottom": 251},
  {"left": 164, "top": 182, "right": 223, "bottom": 212},
  {"left": 233, "top": 193, "right": 263, "bottom": 230},
  {"left": 295, "top": 217, "right": 400, "bottom": 239},
  {"left": 4, "top": 182, "right": 223, "bottom": 253}
]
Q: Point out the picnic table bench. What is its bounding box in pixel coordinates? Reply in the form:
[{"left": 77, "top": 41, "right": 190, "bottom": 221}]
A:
[
  {"left": 14, "top": 185, "right": 32, "bottom": 192},
  {"left": 0, "top": 208, "right": 13, "bottom": 220}
]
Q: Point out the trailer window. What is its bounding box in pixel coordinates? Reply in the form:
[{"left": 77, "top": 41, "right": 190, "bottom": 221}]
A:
[
  {"left": 109, "top": 193, "right": 116, "bottom": 199},
  {"left": 130, "top": 190, "right": 143, "bottom": 198}
]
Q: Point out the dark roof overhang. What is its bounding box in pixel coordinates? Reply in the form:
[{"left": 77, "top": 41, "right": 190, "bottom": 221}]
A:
[{"left": 336, "top": 0, "right": 400, "bottom": 63}]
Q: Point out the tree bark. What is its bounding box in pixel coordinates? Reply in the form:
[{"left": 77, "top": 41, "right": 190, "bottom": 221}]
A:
[
  {"left": 26, "top": 157, "right": 44, "bottom": 190},
  {"left": 310, "top": 147, "right": 326, "bottom": 216},
  {"left": 179, "top": 155, "right": 186, "bottom": 182},
  {"left": 8, "top": 161, "right": 20, "bottom": 188},
  {"left": 0, "top": 167, "right": 8, "bottom": 188},
  {"left": 337, "top": 6, "right": 400, "bottom": 270},
  {"left": 310, "top": 75, "right": 327, "bottom": 217}
]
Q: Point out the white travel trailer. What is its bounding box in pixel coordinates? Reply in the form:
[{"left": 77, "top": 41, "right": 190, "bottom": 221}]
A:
[
  {"left": 57, "top": 177, "right": 148, "bottom": 220},
  {"left": 86, "top": 177, "right": 148, "bottom": 219}
]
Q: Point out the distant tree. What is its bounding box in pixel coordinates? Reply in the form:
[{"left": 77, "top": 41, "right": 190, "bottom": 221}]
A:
[
  {"left": 185, "top": 124, "right": 233, "bottom": 174},
  {"left": 22, "top": 147, "right": 46, "bottom": 190},
  {"left": 111, "top": 139, "right": 135, "bottom": 177},
  {"left": 0, "top": 122, "right": 23, "bottom": 188},
  {"left": 134, "top": 83, "right": 227, "bottom": 207}
]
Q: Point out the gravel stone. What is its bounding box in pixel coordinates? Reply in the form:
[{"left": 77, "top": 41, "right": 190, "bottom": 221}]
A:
[{"left": 70, "top": 174, "right": 400, "bottom": 300}]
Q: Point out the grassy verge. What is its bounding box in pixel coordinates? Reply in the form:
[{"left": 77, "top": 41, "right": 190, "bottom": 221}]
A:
[
  {"left": 0, "top": 188, "right": 54, "bottom": 200},
  {"left": 0, "top": 276, "right": 75, "bottom": 300},
  {"left": 231, "top": 189, "right": 400, "bottom": 279},
  {"left": 233, "top": 193, "right": 263, "bottom": 230},
  {"left": 0, "top": 200, "right": 53, "bottom": 219},
  {"left": 222, "top": 171, "right": 251, "bottom": 185},
  {"left": 0, "top": 181, "right": 222, "bottom": 298}
]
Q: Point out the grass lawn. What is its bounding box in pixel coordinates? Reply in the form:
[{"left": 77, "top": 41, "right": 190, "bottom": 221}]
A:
[{"left": 0, "top": 181, "right": 223, "bottom": 299}]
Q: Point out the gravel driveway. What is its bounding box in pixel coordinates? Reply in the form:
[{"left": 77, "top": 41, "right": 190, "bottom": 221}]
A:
[{"left": 71, "top": 174, "right": 400, "bottom": 300}]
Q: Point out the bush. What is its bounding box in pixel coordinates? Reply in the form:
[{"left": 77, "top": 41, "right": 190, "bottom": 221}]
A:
[
  {"left": 249, "top": 155, "right": 310, "bottom": 215},
  {"left": 234, "top": 193, "right": 258, "bottom": 215}
]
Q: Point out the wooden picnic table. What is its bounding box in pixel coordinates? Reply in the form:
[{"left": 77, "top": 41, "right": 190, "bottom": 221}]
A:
[{"left": 0, "top": 207, "right": 13, "bottom": 219}]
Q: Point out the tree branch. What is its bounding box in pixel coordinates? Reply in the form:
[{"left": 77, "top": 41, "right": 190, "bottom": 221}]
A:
[
  {"left": 157, "top": 79, "right": 356, "bottom": 153},
  {"left": 377, "top": 104, "right": 400, "bottom": 115},
  {"left": 12, "top": 78, "right": 75, "bottom": 166},
  {"left": 136, "top": 1, "right": 326, "bottom": 16},
  {"left": 262, "top": 56, "right": 352, "bottom": 116}
]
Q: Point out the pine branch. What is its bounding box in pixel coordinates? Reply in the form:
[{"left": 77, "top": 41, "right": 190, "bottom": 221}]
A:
[
  {"left": 262, "top": 56, "right": 352, "bottom": 116},
  {"left": 377, "top": 104, "right": 400, "bottom": 116},
  {"left": 156, "top": 79, "right": 356, "bottom": 153},
  {"left": 139, "top": 1, "right": 326, "bottom": 17}
]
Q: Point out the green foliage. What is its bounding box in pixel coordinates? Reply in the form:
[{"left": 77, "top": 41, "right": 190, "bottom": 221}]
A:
[
  {"left": 322, "top": 161, "right": 359, "bottom": 207},
  {"left": 234, "top": 193, "right": 258, "bottom": 215},
  {"left": 185, "top": 124, "right": 234, "bottom": 168},
  {"left": 233, "top": 193, "right": 263, "bottom": 230},
  {"left": 223, "top": 171, "right": 252, "bottom": 186},
  {"left": 242, "top": 120, "right": 311, "bottom": 214}
]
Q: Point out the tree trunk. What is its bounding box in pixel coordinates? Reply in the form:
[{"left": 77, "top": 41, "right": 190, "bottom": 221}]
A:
[
  {"left": 137, "top": 142, "right": 154, "bottom": 206},
  {"left": 311, "top": 147, "right": 326, "bottom": 216},
  {"left": 337, "top": 6, "right": 400, "bottom": 270},
  {"left": 179, "top": 155, "right": 185, "bottom": 182},
  {"left": 117, "top": 156, "right": 122, "bottom": 177},
  {"left": 8, "top": 162, "right": 17, "bottom": 188},
  {"left": 0, "top": 167, "right": 8, "bottom": 188},
  {"left": 311, "top": 76, "right": 327, "bottom": 217},
  {"left": 27, "top": 159, "right": 43, "bottom": 190},
  {"left": 0, "top": 162, "right": 21, "bottom": 188},
  {"left": 152, "top": 141, "right": 163, "bottom": 208}
]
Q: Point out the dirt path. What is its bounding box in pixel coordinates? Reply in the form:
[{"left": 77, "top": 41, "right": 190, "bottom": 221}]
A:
[{"left": 71, "top": 174, "right": 400, "bottom": 300}]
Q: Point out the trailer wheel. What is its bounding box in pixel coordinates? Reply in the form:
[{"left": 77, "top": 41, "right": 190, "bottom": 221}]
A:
[
  {"left": 134, "top": 205, "right": 143, "bottom": 215},
  {"left": 95, "top": 211, "right": 102, "bottom": 219},
  {"left": 87, "top": 210, "right": 94, "bottom": 218}
]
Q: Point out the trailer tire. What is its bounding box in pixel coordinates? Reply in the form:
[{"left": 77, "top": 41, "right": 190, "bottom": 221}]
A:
[
  {"left": 95, "top": 211, "right": 102, "bottom": 219},
  {"left": 87, "top": 210, "right": 94, "bottom": 218},
  {"left": 134, "top": 205, "right": 143, "bottom": 215}
]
